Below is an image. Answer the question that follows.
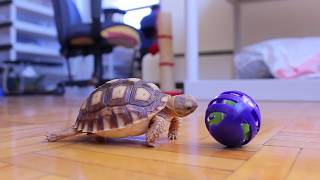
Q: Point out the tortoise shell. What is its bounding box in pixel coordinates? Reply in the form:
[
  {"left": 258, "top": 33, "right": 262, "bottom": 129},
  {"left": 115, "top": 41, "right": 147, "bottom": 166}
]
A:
[{"left": 74, "top": 78, "right": 169, "bottom": 137}]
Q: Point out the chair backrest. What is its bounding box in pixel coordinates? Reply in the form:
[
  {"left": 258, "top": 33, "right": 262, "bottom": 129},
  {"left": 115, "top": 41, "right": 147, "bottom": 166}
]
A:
[{"left": 51, "top": 0, "right": 83, "bottom": 45}]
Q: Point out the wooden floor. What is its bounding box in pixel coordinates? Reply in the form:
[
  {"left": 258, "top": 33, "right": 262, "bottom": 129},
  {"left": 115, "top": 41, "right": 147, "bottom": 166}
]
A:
[{"left": 1, "top": 95, "right": 320, "bottom": 180}]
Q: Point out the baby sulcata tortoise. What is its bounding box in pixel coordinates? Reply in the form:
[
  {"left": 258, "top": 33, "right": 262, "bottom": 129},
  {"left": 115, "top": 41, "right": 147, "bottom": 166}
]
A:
[{"left": 47, "top": 78, "right": 198, "bottom": 147}]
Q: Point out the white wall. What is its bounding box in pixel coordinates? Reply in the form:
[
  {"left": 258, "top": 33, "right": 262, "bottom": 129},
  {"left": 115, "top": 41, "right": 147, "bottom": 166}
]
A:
[
  {"left": 174, "top": 55, "right": 234, "bottom": 81},
  {"left": 161, "top": 0, "right": 234, "bottom": 53},
  {"left": 241, "top": 0, "right": 320, "bottom": 46},
  {"left": 161, "top": 0, "right": 234, "bottom": 80}
]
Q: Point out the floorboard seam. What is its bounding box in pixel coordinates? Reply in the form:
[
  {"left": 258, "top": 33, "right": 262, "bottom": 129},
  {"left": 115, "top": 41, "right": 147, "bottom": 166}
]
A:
[{"left": 283, "top": 148, "right": 302, "bottom": 180}]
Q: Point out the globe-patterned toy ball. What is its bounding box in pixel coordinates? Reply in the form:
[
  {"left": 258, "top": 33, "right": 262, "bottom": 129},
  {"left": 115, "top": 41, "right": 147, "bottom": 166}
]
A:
[{"left": 205, "top": 91, "right": 261, "bottom": 147}]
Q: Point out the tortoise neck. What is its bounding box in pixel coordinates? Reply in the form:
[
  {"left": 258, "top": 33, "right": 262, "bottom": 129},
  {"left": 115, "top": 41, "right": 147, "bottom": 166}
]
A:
[
  {"left": 165, "top": 96, "right": 180, "bottom": 118},
  {"left": 158, "top": 107, "right": 176, "bottom": 121}
]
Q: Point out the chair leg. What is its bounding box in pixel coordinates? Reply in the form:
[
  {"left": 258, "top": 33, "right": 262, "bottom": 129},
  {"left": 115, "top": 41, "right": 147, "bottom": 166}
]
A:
[
  {"left": 66, "top": 58, "right": 73, "bottom": 81},
  {"left": 131, "top": 50, "right": 139, "bottom": 77},
  {"left": 93, "top": 52, "right": 103, "bottom": 87}
]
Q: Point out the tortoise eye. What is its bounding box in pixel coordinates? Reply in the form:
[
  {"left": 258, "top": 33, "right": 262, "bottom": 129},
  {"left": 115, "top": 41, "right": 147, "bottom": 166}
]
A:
[{"left": 185, "top": 101, "right": 193, "bottom": 109}]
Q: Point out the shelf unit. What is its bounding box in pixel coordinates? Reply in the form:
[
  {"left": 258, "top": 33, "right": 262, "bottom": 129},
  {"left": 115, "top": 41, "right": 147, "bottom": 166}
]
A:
[
  {"left": 0, "top": 0, "right": 66, "bottom": 94},
  {"left": 0, "top": 0, "right": 62, "bottom": 64}
]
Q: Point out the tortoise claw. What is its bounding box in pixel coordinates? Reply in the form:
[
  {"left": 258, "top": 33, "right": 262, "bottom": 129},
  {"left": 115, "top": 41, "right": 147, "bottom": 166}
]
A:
[{"left": 168, "top": 132, "right": 177, "bottom": 140}]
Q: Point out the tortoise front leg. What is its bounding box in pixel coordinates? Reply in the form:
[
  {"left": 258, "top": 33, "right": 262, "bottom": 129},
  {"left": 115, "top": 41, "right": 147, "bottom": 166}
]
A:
[
  {"left": 146, "top": 115, "right": 169, "bottom": 147},
  {"left": 46, "top": 126, "right": 80, "bottom": 142},
  {"left": 168, "top": 117, "right": 182, "bottom": 140}
]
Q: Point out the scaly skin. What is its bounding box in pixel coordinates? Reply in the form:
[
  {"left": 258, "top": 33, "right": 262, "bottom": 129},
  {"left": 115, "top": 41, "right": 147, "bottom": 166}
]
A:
[
  {"left": 168, "top": 117, "right": 182, "bottom": 140},
  {"left": 46, "top": 126, "right": 79, "bottom": 142},
  {"left": 146, "top": 115, "right": 170, "bottom": 147}
]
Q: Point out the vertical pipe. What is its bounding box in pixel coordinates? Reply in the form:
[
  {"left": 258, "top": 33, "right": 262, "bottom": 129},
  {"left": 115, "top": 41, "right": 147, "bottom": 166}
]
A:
[
  {"left": 185, "top": 0, "right": 199, "bottom": 81},
  {"left": 107, "top": 54, "right": 114, "bottom": 79},
  {"left": 158, "top": 12, "right": 175, "bottom": 92},
  {"left": 233, "top": 0, "right": 241, "bottom": 53},
  {"left": 233, "top": 0, "right": 241, "bottom": 78}
]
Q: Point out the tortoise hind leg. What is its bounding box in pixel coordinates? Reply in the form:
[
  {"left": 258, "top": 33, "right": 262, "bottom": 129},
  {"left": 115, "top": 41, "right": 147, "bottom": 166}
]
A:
[
  {"left": 46, "top": 127, "right": 80, "bottom": 142},
  {"left": 86, "top": 133, "right": 106, "bottom": 143},
  {"left": 93, "top": 135, "right": 106, "bottom": 143}
]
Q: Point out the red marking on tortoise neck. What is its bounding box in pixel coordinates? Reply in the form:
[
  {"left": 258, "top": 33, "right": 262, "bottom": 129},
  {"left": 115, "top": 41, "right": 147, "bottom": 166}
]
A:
[{"left": 162, "top": 90, "right": 183, "bottom": 96}]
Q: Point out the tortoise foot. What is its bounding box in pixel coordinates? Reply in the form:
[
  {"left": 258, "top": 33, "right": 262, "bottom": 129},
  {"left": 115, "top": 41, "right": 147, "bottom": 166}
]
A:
[
  {"left": 168, "top": 132, "right": 178, "bottom": 140},
  {"left": 46, "top": 133, "right": 59, "bottom": 142},
  {"left": 146, "top": 141, "right": 159, "bottom": 147}
]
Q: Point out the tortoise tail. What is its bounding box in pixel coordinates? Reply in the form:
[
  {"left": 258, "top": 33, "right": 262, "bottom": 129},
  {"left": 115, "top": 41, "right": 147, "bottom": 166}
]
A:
[{"left": 46, "top": 126, "right": 80, "bottom": 142}]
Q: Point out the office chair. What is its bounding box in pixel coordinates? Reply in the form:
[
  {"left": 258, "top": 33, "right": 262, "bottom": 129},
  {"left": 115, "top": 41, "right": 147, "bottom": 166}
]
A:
[{"left": 51, "top": 0, "right": 141, "bottom": 87}]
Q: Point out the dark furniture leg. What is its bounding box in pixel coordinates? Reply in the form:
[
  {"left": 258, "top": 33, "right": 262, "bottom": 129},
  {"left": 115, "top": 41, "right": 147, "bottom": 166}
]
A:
[
  {"left": 66, "top": 58, "right": 73, "bottom": 81},
  {"left": 93, "top": 52, "right": 103, "bottom": 87}
]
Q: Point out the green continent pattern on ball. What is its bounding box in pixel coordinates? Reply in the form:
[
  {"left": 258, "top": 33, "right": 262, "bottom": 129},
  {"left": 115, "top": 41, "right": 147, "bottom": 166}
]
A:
[
  {"left": 207, "top": 99, "right": 251, "bottom": 142},
  {"left": 241, "top": 123, "right": 250, "bottom": 141},
  {"left": 208, "top": 112, "right": 224, "bottom": 125},
  {"left": 223, "top": 100, "right": 236, "bottom": 106}
]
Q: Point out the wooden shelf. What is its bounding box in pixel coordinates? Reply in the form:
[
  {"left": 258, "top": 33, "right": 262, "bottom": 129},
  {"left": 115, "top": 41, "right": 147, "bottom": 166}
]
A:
[
  {"left": 15, "top": 21, "right": 56, "bottom": 37},
  {"left": 0, "top": 1, "right": 60, "bottom": 61},
  {"left": 14, "top": 0, "right": 53, "bottom": 17},
  {"left": 14, "top": 43, "right": 59, "bottom": 57}
]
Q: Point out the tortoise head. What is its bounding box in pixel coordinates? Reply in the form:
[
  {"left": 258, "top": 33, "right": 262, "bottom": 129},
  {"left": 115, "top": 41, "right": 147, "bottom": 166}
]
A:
[{"left": 168, "top": 95, "right": 198, "bottom": 117}]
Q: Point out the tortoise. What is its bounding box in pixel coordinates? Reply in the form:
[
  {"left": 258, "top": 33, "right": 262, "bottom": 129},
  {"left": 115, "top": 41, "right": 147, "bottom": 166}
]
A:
[{"left": 46, "top": 78, "right": 198, "bottom": 147}]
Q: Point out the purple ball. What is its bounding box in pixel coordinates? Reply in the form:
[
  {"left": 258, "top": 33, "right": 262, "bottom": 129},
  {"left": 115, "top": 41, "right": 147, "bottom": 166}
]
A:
[{"left": 205, "top": 91, "right": 261, "bottom": 147}]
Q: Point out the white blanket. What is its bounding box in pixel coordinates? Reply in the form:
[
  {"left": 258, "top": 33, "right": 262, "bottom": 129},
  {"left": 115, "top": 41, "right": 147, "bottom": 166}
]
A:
[{"left": 235, "top": 37, "right": 320, "bottom": 79}]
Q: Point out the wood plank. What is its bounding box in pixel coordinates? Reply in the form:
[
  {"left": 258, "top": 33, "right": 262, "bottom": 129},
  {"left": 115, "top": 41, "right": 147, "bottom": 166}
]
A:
[
  {"left": 0, "top": 166, "right": 45, "bottom": 180},
  {"left": 35, "top": 175, "right": 70, "bottom": 180},
  {"left": 64, "top": 143, "right": 244, "bottom": 170},
  {"left": 0, "top": 136, "right": 46, "bottom": 149},
  {"left": 199, "top": 136, "right": 262, "bottom": 152},
  {"left": 0, "top": 162, "right": 10, "bottom": 168},
  {"left": 71, "top": 136, "right": 255, "bottom": 160},
  {"left": 3, "top": 153, "right": 230, "bottom": 180},
  {"left": 266, "top": 139, "right": 320, "bottom": 150},
  {"left": 271, "top": 134, "right": 320, "bottom": 143},
  {"left": 157, "top": 143, "right": 255, "bottom": 160},
  {"left": 1, "top": 122, "right": 73, "bottom": 142},
  {"left": 277, "top": 131, "right": 320, "bottom": 138},
  {"left": 0, "top": 141, "right": 72, "bottom": 159},
  {"left": 226, "top": 146, "right": 299, "bottom": 180},
  {"left": 287, "top": 149, "right": 320, "bottom": 180},
  {"left": 249, "top": 118, "right": 286, "bottom": 145},
  {"left": 0, "top": 124, "right": 50, "bottom": 133},
  {"left": 283, "top": 116, "right": 320, "bottom": 133}
]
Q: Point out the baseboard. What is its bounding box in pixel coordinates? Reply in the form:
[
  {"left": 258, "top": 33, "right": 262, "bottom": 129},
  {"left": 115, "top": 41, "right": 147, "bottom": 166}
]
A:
[{"left": 184, "top": 79, "right": 320, "bottom": 101}]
